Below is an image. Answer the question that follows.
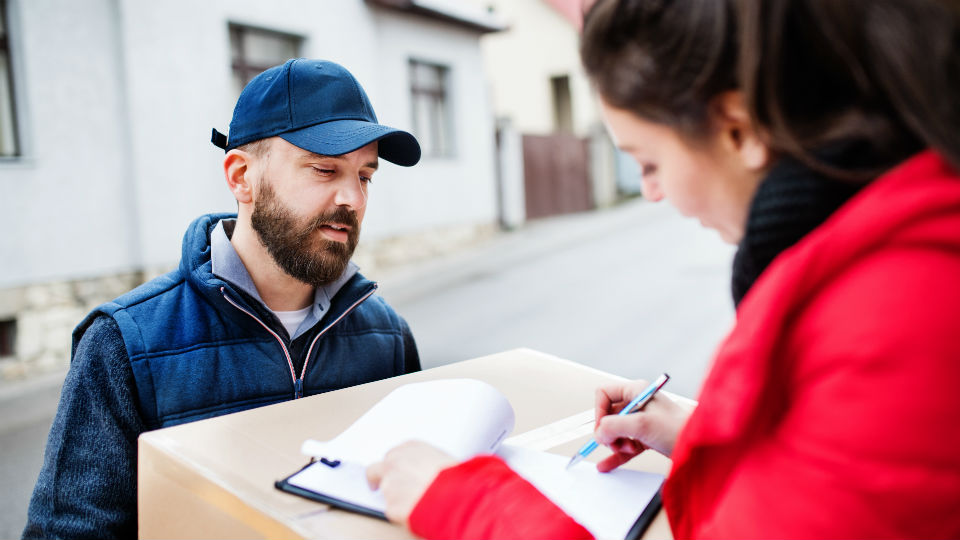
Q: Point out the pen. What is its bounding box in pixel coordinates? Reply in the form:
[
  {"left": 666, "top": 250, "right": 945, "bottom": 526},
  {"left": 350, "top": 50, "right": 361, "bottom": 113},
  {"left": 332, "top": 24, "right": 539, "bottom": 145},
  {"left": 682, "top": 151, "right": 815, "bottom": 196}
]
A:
[{"left": 566, "top": 373, "right": 670, "bottom": 470}]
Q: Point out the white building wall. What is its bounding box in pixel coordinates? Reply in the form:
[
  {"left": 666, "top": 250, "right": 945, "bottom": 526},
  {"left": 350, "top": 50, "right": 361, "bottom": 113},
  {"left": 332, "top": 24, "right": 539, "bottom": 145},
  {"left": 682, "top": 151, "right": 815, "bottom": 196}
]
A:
[
  {"left": 116, "top": 0, "right": 388, "bottom": 269},
  {"left": 474, "top": 0, "right": 599, "bottom": 137},
  {"left": 363, "top": 10, "right": 498, "bottom": 239},
  {"left": 1, "top": 0, "right": 501, "bottom": 379},
  {"left": 0, "top": 0, "right": 138, "bottom": 287},
  {"left": 470, "top": 0, "right": 624, "bottom": 209},
  {"left": 0, "top": 0, "right": 499, "bottom": 285}
]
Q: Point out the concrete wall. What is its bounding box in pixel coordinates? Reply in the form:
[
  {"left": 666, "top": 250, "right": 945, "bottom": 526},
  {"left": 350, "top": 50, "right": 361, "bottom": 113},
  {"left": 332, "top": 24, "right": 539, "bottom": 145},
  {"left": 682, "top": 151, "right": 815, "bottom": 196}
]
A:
[
  {"left": 466, "top": 0, "right": 625, "bottom": 209},
  {"left": 115, "top": 0, "right": 392, "bottom": 269},
  {"left": 0, "top": 0, "right": 501, "bottom": 379},
  {"left": 0, "top": 0, "right": 499, "bottom": 286},
  {"left": 363, "top": 9, "right": 498, "bottom": 238},
  {"left": 0, "top": 0, "right": 140, "bottom": 288},
  {"left": 473, "top": 0, "right": 598, "bottom": 137}
]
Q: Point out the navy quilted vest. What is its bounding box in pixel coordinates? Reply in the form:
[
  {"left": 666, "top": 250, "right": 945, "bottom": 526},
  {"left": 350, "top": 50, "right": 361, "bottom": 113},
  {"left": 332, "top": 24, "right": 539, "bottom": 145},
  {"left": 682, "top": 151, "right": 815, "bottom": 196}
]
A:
[{"left": 73, "top": 214, "right": 412, "bottom": 429}]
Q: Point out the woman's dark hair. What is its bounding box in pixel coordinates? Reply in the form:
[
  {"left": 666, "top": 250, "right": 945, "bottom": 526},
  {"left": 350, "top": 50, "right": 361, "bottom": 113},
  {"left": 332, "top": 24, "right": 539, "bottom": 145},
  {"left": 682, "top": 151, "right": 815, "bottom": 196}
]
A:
[
  {"left": 580, "top": 0, "right": 739, "bottom": 139},
  {"left": 582, "top": 0, "right": 960, "bottom": 177},
  {"left": 739, "top": 0, "right": 960, "bottom": 176}
]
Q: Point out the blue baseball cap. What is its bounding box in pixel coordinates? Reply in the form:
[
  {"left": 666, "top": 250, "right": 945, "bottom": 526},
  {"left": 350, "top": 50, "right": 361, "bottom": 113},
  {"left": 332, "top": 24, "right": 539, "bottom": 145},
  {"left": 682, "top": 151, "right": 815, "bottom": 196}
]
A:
[{"left": 212, "top": 58, "right": 421, "bottom": 166}]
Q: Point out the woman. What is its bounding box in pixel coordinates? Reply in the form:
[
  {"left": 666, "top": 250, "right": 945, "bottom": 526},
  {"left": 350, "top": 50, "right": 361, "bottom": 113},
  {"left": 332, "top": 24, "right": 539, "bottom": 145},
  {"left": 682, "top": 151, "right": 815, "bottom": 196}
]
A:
[{"left": 367, "top": 0, "right": 960, "bottom": 537}]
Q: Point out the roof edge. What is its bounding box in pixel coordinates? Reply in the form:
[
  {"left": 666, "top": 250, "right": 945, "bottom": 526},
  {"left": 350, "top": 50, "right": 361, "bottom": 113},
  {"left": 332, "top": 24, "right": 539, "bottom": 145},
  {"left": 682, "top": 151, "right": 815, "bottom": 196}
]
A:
[{"left": 366, "top": 0, "right": 507, "bottom": 34}]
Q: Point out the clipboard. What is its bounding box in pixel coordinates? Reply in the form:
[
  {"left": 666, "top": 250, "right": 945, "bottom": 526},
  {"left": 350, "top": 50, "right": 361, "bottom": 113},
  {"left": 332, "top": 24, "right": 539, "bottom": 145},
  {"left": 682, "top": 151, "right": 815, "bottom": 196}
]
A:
[
  {"left": 274, "top": 380, "right": 664, "bottom": 539},
  {"left": 275, "top": 457, "right": 662, "bottom": 539}
]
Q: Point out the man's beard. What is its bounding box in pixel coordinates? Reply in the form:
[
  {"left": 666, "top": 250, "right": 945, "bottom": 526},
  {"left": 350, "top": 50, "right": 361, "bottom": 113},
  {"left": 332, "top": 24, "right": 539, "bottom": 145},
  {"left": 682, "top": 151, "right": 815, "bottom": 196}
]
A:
[{"left": 250, "top": 180, "right": 360, "bottom": 287}]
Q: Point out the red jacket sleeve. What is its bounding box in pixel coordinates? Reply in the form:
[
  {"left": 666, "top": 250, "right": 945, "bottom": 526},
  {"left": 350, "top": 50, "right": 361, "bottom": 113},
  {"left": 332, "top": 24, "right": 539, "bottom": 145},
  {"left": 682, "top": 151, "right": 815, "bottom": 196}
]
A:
[{"left": 408, "top": 455, "right": 594, "bottom": 540}]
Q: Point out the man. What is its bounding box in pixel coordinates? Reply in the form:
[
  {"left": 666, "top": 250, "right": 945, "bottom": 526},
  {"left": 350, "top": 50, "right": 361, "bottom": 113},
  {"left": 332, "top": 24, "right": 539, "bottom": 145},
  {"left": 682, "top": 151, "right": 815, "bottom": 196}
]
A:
[{"left": 23, "top": 58, "right": 422, "bottom": 539}]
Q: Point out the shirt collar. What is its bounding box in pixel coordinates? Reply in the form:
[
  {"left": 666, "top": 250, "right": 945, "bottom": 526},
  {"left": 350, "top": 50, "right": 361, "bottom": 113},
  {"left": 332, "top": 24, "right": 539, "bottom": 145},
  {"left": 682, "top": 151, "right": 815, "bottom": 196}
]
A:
[{"left": 210, "top": 219, "right": 359, "bottom": 339}]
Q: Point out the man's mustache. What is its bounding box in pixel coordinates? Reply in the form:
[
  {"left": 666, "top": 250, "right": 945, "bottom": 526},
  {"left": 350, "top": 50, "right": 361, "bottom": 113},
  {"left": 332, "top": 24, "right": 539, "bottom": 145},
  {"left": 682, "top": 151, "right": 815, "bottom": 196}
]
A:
[{"left": 308, "top": 207, "right": 359, "bottom": 231}]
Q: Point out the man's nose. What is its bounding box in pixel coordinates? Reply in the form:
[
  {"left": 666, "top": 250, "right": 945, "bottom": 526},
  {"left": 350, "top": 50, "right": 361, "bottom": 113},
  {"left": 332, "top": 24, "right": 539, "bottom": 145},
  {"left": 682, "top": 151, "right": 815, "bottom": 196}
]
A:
[{"left": 334, "top": 175, "right": 367, "bottom": 209}]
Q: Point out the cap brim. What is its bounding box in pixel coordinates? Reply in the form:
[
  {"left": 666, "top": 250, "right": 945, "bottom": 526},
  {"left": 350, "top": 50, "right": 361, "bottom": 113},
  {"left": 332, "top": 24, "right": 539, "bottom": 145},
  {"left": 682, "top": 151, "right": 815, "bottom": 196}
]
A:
[{"left": 279, "top": 120, "right": 421, "bottom": 167}]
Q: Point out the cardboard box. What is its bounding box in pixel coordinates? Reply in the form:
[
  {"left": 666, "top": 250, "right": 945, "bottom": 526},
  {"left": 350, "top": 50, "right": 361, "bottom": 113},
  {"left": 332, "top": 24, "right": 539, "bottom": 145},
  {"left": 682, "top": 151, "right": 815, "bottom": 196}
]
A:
[{"left": 138, "top": 348, "right": 673, "bottom": 539}]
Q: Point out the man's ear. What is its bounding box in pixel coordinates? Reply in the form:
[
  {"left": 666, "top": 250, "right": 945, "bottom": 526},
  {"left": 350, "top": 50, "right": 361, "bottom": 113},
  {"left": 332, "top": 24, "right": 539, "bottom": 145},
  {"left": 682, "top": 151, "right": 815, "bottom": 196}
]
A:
[
  {"left": 712, "top": 91, "right": 770, "bottom": 172},
  {"left": 224, "top": 150, "right": 255, "bottom": 204}
]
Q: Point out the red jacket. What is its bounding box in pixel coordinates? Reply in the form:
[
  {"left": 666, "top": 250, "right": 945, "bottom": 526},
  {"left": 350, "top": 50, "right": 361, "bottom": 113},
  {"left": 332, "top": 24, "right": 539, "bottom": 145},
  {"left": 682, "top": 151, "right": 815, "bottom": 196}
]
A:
[{"left": 410, "top": 151, "right": 960, "bottom": 539}]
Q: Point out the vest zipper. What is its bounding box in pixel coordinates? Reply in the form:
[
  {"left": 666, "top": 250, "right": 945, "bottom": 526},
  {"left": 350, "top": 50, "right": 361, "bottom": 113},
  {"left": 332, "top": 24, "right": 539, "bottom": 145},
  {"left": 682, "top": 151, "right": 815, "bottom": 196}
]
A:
[
  {"left": 299, "top": 284, "right": 378, "bottom": 390},
  {"left": 221, "top": 284, "right": 378, "bottom": 399},
  {"left": 221, "top": 288, "right": 299, "bottom": 398}
]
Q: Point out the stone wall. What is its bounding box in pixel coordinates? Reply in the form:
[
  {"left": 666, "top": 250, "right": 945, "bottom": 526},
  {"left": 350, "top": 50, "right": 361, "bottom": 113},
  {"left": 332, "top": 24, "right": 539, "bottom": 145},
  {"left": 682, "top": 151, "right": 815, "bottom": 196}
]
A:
[
  {"left": 353, "top": 222, "right": 497, "bottom": 274},
  {"left": 0, "top": 272, "right": 145, "bottom": 381}
]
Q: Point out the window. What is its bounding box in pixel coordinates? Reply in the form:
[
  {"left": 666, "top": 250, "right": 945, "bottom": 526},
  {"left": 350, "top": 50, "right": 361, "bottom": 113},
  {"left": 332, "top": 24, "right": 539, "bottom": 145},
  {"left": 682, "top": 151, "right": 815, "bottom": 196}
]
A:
[
  {"left": 229, "top": 24, "right": 303, "bottom": 98},
  {"left": 0, "top": 319, "right": 15, "bottom": 357},
  {"left": 0, "top": 0, "right": 20, "bottom": 157},
  {"left": 409, "top": 59, "right": 453, "bottom": 158},
  {"left": 550, "top": 75, "right": 573, "bottom": 134}
]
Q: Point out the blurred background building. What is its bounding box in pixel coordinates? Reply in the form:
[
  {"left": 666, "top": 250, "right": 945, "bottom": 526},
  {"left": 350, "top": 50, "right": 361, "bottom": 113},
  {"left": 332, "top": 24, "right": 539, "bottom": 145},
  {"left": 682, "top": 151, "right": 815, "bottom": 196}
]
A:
[
  {"left": 0, "top": 0, "right": 649, "bottom": 383},
  {"left": 0, "top": 3, "right": 739, "bottom": 534},
  {"left": 0, "top": 0, "right": 482, "bottom": 380},
  {"left": 474, "top": 0, "right": 643, "bottom": 230}
]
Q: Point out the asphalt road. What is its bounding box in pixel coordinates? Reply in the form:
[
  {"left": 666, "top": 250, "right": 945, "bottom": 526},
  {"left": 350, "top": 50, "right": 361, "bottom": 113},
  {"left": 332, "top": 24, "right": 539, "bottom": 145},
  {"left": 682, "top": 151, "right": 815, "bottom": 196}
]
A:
[
  {"left": 0, "top": 372, "right": 63, "bottom": 539},
  {"left": 376, "top": 198, "right": 736, "bottom": 398},
  {"left": 0, "top": 198, "right": 735, "bottom": 537}
]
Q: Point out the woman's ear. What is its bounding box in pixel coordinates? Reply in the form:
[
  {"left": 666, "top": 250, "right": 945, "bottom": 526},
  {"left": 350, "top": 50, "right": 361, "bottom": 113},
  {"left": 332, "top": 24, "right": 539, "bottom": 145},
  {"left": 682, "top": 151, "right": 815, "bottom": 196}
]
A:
[
  {"left": 712, "top": 91, "right": 770, "bottom": 172},
  {"left": 224, "top": 150, "right": 255, "bottom": 205}
]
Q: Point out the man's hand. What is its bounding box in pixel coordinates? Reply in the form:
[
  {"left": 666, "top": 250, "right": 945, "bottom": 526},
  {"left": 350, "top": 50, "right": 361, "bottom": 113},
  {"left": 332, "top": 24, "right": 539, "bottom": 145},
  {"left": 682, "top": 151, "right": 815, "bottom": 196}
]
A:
[
  {"left": 593, "top": 380, "right": 695, "bottom": 472},
  {"left": 366, "top": 441, "right": 458, "bottom": 524}
]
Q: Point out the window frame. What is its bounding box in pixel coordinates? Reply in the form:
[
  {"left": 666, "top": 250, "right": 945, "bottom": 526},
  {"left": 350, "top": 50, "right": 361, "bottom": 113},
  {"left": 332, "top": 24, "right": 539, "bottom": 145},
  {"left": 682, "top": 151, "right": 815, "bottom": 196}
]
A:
[
  {"left": 0, "top": 318, "right": 15, "bottom": 358},
  {"left": 408, "top": 58, "right": 455, "bottom": 159},
  {"left": 228, "top": 23, "right": 304, "bottom": 95},
  {"left": 0, "top": 0, "right": 22, "bottom": 160},
  {"left": 550, "top": 74, "right": 573, "bottom": 134}
]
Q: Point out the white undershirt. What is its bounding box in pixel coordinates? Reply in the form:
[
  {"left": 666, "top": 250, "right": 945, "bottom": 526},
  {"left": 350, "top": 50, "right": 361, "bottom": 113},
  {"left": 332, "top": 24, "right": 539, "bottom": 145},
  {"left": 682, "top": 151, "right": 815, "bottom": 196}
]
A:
[{"left": 272, "top": 305, "right": 312, "bottom": 339}]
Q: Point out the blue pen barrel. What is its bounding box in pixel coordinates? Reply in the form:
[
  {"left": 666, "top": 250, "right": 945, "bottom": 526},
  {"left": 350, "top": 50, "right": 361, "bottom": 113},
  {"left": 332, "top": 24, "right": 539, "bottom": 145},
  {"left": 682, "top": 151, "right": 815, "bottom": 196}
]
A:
[
  {"left": 579, "top": 439, "right": 598, "bottom": 456},
  {"left": 567, "top": 373, "right": 670, "bottom": 467}
]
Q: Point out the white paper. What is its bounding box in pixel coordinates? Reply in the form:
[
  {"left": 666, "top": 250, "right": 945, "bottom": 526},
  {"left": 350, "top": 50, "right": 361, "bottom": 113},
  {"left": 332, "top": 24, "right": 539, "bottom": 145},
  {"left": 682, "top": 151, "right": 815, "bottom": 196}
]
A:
[
  {"left": 301, "top": 379, "right": 515, "bottom": 466},
  {"left": 499, "top": 445, "right": 662, "bottom": 540},
  {"left": 289, "top": 379, "right": 663, "bottom": 539},
  {"left": 287, "top": 459, "right": 386, "bottom": 511}
]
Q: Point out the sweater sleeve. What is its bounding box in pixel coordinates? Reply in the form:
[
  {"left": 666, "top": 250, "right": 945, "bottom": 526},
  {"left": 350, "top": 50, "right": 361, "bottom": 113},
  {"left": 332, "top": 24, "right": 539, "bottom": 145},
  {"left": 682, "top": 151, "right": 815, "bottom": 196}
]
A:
[
  {"left": 399, "top": 317, "right": 421, "bottom": 373},
  {"left": 408, "top": 456, "right": 593, "bottom": 540},
  {"left": 22, "top": 316, "right": 145, "bottom": 540}
]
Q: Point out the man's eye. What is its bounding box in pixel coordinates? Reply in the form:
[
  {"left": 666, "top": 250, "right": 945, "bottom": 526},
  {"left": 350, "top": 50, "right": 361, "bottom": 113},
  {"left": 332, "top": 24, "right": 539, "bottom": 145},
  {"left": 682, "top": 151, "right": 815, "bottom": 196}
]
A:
[
  {"left": 313, "top": 167, "right": 335, "bottom": 175},
  {"left": 360, "top": 175, "right": 373, "bottom": 184}
]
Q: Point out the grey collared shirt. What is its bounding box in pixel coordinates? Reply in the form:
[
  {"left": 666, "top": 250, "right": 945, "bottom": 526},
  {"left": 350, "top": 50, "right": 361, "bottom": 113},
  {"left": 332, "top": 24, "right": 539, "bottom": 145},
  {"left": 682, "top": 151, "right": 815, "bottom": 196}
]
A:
[{"left": 210, "top": 219, "right": 359, "bottom": 340}]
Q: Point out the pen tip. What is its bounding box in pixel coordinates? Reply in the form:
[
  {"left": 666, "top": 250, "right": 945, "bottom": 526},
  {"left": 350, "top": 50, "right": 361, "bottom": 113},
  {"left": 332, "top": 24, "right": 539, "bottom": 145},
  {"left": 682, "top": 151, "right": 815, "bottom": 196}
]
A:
[{"left": 565, "top": 455, "right": 579, "bottom": 470}]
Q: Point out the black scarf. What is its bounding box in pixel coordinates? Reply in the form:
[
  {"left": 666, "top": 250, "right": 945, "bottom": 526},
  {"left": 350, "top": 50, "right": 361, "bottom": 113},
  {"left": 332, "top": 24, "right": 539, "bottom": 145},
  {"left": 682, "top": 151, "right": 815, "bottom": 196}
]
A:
[{"left": 731, "top": 154, "right": 865, "bottom": 306}]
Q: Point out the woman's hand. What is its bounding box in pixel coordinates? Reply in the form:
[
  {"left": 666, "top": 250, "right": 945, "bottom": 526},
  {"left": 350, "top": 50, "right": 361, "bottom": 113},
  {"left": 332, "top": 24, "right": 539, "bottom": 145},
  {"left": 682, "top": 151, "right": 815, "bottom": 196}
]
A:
[
  {"left": 593, "top": 380, "right": 695, "bottom": 472},
  {"left": 366, "top": 441, "right": 458, "bottom": 524}
]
